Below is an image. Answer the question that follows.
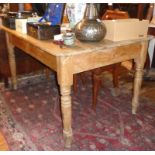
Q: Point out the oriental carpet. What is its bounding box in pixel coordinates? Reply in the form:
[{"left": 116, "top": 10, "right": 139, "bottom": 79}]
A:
[{"left": 0, "top": 70, "right": 155, "bottom": 151}]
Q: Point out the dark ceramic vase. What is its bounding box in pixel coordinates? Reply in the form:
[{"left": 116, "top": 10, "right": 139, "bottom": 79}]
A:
[{"left": 74, "top": 3, "right": 106, "bottom": 42}]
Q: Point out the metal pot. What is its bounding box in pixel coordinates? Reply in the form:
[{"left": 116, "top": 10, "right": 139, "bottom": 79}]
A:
[{"left": 75, "top": 3, "right": 106, "bottom": 42}]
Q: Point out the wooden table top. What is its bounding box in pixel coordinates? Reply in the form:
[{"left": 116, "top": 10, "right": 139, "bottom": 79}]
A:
[{"left": 0, "top": 25, "right": 152, "bottom": 57}]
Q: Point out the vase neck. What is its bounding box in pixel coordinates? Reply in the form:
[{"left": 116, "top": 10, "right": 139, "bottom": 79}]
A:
[{"left": 85, "top": 3, "right": 98, "bottom": 20}]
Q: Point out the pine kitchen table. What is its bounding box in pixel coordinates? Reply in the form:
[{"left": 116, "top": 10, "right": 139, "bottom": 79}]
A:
[{"left": 0, "top": 25, "right": 150, "bottom": 148}]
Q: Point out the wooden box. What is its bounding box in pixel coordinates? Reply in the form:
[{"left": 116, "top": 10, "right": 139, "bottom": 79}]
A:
[
  {"left": 102, "top": 19, "right": 149, "bottom": 41},
  {"left": 27, "top": 22, "right": 60, "bottom": 40}
]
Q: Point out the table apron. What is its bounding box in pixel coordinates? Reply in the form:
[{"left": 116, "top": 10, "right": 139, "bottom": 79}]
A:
[
  {"left": 71, "top": 43, "right": 141, "bottom": 73},
  {"left": 9, "top": 34, "right": 57, "bottom": 71}
]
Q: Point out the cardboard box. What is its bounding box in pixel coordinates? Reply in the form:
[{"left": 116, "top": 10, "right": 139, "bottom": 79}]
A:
[
  {"left": 15, "top": 18, "right": 28, "bottom": 34},
  {"left": 102, "top": 19, "right": 149, "bottom": 41}
]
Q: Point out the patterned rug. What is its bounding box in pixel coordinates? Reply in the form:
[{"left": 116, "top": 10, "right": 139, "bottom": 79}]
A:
[{"left": 0, "top": 71, "right": 155, "bottom": 151}]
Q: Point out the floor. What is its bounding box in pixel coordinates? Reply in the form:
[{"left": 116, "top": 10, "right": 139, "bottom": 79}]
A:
[
  {"left": 141, "top": 68, "right": 155, "bottom": 103},
  {"left": 122, "top": 61, "right": 155, "bottom": 103},
  {"left": 0, "top": 132, "right": 9, "bottom": 151},
  {"left": 0, "top": 61, "right": 155, "bottom": 151}
]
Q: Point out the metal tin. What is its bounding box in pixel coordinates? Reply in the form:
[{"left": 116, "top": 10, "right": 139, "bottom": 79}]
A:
[{"left": 63, "top": 33, "right": 75, "bottom": 45}]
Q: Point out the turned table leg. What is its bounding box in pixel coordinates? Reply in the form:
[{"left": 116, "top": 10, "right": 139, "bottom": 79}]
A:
[
  {"left": 60, "top": 85, "right": 72, "bottom": 148},
  {"left": 5, "top": 33, "right": 17, "bottom": 90},
  {"left": 57, "top": 56, "right": 73, "bottom": 148},
  {"left": 132, "top": 41, "right": 148, "bottom": 114}
]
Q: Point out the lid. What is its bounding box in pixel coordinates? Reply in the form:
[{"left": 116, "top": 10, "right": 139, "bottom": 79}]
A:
[
  {"left": 7, "top": 11, "right": 18, "bottom": 17},
  {"left": 63, "top": 33, "right": 74, "bottom": 39}
]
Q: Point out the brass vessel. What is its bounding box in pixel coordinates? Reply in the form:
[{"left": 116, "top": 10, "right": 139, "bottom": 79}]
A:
[{"left": 75, "top": 3, "right": 106, "bottom": 42}]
